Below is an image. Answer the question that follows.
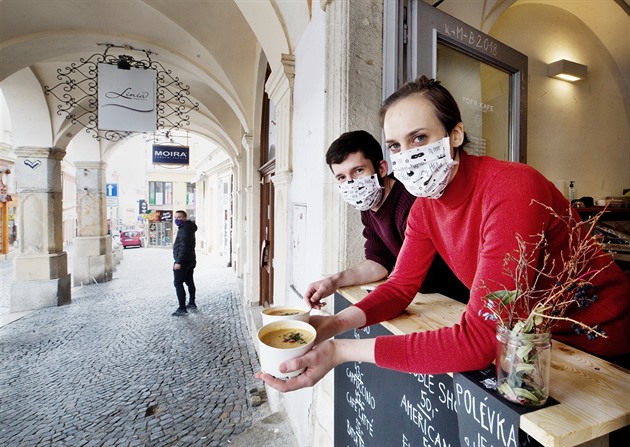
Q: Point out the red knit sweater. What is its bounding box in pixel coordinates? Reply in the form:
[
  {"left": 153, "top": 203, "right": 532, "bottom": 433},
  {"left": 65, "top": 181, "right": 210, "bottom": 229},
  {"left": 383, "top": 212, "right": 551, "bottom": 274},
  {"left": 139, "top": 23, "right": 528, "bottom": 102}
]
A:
[
  {"left": 361, "top": 178, "right": 469, "bottom": 301},
  {"left": 355, "top": 152, "right": 630, "bottom": 374}
]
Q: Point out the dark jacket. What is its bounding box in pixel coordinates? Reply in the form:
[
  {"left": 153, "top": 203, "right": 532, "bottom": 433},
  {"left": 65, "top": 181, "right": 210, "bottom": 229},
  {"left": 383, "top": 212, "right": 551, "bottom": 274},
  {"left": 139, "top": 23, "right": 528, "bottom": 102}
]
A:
[{"left": 173, "top": 220, "right": 197, "bottom": 263}]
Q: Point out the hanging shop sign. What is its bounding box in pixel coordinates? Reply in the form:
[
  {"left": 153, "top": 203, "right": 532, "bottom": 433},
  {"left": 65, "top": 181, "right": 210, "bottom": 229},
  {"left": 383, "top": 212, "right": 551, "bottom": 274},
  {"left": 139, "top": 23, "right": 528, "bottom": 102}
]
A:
[
  {"left": 98, "top": 63, "right": 157, "bottom": 132},
  {"left": 152, "top": 145, "right": 190, "bottom": 165},
  {"left": 138, "top": 199, "right": 148, "bottom": 214}
]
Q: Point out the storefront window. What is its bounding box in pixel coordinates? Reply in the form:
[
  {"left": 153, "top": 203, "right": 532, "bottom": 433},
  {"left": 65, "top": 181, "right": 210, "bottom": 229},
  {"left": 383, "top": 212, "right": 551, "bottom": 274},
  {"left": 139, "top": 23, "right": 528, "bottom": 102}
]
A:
[
  {"left": 148, "top": 181, "right": 173, "bottom": 205},
  {"left": 147, "top": 210, "right": 173, "bottom": 246},
  {"left": 186, "top": 183, "right": 195, "bottom": 206}
]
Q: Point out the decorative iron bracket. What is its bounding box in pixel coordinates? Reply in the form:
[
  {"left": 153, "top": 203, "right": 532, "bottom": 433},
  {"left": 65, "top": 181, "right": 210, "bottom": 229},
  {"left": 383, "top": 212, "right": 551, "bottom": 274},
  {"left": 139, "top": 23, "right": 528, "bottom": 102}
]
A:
[{"left": 44, "top": 43, "right": 200, "bottom": 142}]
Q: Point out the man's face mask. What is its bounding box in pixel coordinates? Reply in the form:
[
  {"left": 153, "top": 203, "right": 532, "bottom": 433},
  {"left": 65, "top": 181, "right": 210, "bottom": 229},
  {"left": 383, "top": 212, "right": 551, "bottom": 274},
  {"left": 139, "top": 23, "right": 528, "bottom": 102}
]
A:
[
  {"left": 174, "top": 218, "right": 183, "bottom": 227},
  {"left": 390, "top": 136, "right": 457, "bottom": 199},
  {"left": 338, "top": 174, "right": 384, "bottom": 211}
]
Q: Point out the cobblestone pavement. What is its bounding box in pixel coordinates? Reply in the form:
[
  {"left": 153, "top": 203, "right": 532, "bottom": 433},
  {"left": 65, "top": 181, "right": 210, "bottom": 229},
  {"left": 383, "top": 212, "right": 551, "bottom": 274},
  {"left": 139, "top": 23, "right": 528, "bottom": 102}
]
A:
[
  {"left": 0, "top": 252, "right": 13, "bottom": 315},
  {"left": 0, "top": 247, "right": 265, "bottom": 447}
]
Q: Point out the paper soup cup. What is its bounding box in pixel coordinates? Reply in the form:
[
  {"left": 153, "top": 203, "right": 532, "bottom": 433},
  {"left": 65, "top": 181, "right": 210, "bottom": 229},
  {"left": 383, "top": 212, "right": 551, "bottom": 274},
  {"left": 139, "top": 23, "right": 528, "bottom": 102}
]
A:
[
  {"left": 261, "top": 306, "right": 310, "bottom": 326},
  {"left": 257, "top": 320, "right": 316, "bottom": 380}
]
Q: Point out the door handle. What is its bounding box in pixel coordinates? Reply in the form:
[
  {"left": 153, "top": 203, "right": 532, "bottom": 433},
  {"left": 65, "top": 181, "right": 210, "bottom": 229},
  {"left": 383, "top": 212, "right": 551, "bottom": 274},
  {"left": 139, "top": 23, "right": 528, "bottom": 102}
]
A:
[{"left": 260, "top": 239, "right": 269, "bottom": 268}]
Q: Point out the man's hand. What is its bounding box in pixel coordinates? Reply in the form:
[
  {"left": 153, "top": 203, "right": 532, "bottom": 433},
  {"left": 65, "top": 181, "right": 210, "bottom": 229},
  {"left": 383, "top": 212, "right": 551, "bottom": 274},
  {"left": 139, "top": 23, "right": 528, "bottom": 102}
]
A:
[
  {"left": 308, "top": 306, "right": 366, "bottom": 345},
  {"left": 303, "top": 261, "right": 387, "bottom": 310},
  {"left": 303, "top": 277, "right": 338, "bottom": 310},
  {"left": 173, "top": 263, "right": 181, "bottom": 270},
  {"left": 308, "top": 314, "right": 340, "bottom": 345}
]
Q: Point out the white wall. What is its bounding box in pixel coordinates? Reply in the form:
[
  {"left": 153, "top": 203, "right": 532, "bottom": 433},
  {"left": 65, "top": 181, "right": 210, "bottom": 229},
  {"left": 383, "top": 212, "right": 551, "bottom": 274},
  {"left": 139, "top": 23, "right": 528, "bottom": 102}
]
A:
[
  {"left": 289, "top": 7, "right": 327, "bottom": 301},
  {"left": 491, "top": 3, "right": 630, "bottom": 200},
  {"left": 278, "top": 5, "right": 327, "bottom": 446},
  {"left": 0, "top": 90, "right": 12, "bottom": 145}
]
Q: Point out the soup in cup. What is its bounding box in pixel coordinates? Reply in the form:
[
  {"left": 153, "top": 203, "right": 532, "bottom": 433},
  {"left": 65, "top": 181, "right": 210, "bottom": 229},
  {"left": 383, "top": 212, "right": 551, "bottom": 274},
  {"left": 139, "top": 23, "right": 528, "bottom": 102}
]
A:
[
  {"left": 261, "top": 306, "right": 310, "bottom": 326},
  {"left": 257, "top": 320, "right": 316, "bottom": 379}
]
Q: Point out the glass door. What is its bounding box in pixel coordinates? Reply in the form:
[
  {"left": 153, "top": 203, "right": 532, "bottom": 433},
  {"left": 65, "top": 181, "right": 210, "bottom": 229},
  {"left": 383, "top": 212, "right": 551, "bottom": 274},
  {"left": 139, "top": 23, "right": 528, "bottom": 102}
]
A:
[
  {"left": 384, "top": 0, "right": 528, "bottom": 163},
  {"left": 436, "top": 43, "right": 512, "bottom": 161}
]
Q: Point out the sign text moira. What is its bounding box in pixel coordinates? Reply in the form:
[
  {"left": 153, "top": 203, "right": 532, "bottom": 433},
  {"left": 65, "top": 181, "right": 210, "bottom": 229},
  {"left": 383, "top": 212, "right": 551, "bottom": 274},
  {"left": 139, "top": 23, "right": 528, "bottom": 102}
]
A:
[{"left": 152, "top": 145, "right": 190, "bottom": 165}]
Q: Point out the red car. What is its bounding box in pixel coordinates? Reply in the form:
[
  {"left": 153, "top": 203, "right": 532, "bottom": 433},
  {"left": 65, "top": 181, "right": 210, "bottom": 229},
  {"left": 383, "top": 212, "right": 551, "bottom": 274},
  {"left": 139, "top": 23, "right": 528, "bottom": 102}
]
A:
[{"left": 120, "top": 230, "right": 143, "bottom": 249}]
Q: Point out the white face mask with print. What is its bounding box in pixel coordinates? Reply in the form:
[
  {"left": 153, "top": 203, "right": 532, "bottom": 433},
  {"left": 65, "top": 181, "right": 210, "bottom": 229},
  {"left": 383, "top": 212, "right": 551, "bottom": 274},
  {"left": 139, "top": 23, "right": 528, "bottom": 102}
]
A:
[
  {"left": 390, "top": 136, "right": 458, "bottom": 199},
  {"left": 338, "top": 174, "right": 384, "bottom": 211}
]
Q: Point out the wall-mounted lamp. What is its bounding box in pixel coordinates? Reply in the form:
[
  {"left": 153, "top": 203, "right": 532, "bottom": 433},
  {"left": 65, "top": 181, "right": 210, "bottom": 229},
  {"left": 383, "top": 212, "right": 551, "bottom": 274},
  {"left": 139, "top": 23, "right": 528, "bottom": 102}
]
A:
[{"left": 547, "top": 59, "right": 587, "bottom": 82}]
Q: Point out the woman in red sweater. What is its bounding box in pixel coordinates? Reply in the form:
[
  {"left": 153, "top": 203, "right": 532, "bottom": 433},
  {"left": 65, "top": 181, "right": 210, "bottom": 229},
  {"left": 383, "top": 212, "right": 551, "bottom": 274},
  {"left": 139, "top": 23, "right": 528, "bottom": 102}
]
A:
[{"left": 256, "top": 76, "right": 630, "bottom": 392}]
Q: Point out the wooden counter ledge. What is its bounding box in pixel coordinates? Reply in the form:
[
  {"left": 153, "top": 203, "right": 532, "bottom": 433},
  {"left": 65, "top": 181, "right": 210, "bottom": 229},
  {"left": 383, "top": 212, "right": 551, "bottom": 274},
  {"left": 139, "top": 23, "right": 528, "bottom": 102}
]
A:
[{"left": 336, "top": 285, "right": 630, "bottom": 447}]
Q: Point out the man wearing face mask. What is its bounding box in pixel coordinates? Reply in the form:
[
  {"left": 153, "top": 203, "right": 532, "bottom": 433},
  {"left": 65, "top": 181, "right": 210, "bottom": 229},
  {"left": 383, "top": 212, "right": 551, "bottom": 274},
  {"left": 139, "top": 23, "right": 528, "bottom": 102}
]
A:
[
  {"left": 304, "top": 131, "right": 468, "bottom": 310},
  {"left": 171, "top": 210, "right": 198, "bottom": 316}
]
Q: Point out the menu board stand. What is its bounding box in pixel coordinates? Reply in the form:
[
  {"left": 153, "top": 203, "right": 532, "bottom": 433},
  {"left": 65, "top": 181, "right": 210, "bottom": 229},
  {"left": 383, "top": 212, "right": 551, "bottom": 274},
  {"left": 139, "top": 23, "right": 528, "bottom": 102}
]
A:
[
  {"left": 454, "top": 368, "right": 557, "bottom": 447},
  {"left": 334, "top": 292, "right": 547, "bottom": 447}
]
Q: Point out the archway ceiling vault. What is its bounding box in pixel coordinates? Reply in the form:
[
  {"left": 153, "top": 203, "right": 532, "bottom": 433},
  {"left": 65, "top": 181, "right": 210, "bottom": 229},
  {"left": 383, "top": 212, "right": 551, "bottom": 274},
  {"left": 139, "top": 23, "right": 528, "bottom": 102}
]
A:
[
  {"left": 513, "top": 0, "right": 630, "bottom": 91},
  {"left": 440, "top": 0, "right": 630, "bottom": 97},
  {"left": 0, "top": 0, "right": 287, "bottom": 166}
]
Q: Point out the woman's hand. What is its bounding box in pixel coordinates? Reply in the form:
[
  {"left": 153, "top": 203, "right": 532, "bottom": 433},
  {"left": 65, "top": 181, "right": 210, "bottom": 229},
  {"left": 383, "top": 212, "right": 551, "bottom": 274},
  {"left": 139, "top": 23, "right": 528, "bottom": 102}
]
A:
[
  {"left": 255, "top": 338, "right": 376, "bottom": 392},
  {"left": 255, "top": 339, "right": 339, "bottom": 392}
]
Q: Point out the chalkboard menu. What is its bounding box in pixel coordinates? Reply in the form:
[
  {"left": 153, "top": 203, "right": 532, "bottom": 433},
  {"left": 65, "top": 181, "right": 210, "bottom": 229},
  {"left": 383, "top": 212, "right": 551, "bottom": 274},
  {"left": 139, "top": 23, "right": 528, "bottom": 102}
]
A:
[
  {"left": 334, "top": 293, "right": 546, "bottom": 447},
  {"left": 453, "top": 369, "right": 550, "bottom": 447}
]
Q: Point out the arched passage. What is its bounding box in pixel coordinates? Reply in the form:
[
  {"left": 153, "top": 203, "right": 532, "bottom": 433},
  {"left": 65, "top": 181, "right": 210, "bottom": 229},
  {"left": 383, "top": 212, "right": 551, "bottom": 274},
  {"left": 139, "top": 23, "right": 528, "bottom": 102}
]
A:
[{"left": 0, "top": 0, "right": 303, "bottom": 315}]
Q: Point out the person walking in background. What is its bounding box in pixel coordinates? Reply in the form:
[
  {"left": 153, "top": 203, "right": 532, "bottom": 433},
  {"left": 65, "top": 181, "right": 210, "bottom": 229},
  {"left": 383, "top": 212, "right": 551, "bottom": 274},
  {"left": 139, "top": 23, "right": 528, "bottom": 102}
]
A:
[
  {"left": 303, "top": 130, "right": 468, "bottom": 309},
  {"left": 172, "top": 210, "right": 198, "bottom": 316}
]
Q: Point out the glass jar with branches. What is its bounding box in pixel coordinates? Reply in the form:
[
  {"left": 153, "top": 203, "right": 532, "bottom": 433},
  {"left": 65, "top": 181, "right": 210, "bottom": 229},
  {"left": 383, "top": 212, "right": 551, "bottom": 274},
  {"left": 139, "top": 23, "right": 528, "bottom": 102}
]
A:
[{"left": 480, "top": 202, "right": 611, "bottom": 406}]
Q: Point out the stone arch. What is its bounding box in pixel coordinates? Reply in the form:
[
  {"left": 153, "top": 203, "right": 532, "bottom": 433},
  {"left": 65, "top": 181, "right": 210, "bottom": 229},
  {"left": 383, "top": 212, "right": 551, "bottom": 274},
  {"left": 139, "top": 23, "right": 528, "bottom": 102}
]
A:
[{"left": 1, "top": 68, "right": 53, "bottom": 147}]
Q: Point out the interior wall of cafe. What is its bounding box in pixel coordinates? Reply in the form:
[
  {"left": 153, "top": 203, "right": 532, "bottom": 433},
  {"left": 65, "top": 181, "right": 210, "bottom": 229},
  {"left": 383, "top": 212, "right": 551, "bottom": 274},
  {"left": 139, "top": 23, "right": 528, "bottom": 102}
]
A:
[{"left": 490, "top": 3, "right": 629, "bottom": 201}]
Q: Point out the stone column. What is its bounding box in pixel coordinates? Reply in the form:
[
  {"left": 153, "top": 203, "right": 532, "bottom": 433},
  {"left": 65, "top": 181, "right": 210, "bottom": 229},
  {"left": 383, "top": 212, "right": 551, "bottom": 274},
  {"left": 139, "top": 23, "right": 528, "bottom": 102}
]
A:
[
  {"left": 266, "top": 54, "right": 295, "bottom": 306},
  {"left": 240, "top": 133, "right": 259, "bottom": 306},
  {"left": 229, "top": 158, "right": 240, "bottom": 269},
  {"left": 72, "top": 161, "right": 113, "bottom": 286},
  {"left": 322, "top": 0, "right": 384, "bottom": 276},
  {"left": 11, "top": 147, "right": 71, "bottom": 311}
]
